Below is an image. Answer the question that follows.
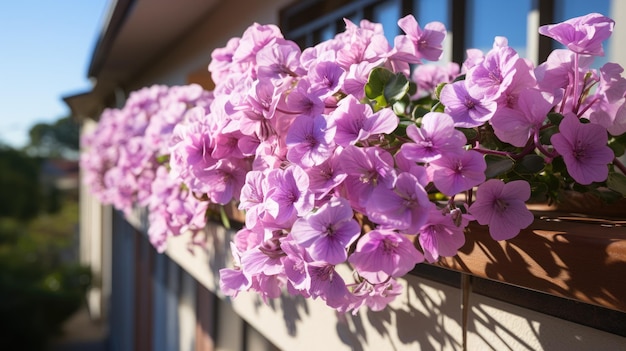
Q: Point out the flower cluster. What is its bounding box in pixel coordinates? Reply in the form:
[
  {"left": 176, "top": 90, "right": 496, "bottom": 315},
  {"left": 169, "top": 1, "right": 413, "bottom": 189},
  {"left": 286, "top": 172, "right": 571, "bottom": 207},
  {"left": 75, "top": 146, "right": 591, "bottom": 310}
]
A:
[
  {"left": 80, "top": 84, "right": 214, "bottom": 251},
  {"left": 82, "top": 13, "right": 626, "bottom": 312}
]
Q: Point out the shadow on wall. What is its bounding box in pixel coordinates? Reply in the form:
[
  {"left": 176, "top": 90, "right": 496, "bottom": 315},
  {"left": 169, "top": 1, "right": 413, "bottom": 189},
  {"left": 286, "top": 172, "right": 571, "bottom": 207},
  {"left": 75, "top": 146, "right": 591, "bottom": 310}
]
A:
[{"left": 251, "top": 273, "right": 463, "bottom": 350}]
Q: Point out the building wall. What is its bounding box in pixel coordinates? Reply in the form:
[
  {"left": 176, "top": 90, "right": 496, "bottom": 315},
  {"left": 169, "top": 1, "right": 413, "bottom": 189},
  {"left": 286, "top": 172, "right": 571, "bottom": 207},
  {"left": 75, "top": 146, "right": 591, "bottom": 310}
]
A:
[{"left": 128, "top": 0, "right": 293, "bottom": 90}]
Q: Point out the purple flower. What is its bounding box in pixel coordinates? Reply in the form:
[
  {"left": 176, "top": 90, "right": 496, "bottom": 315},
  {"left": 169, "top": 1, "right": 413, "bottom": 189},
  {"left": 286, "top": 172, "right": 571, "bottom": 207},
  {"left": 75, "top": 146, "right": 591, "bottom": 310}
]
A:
[
  {"left": 219, "top": 243, "right": 251, "bottom": 297},
  {"left": 427, "top": 150, "right": 486, "bottom": 196},
  {"left": 469, "top": 179, "right": 534, "bottom": 240},
  {"left": 305, "top": 154, "right": 348, "bottom": 201},
  {"left": 290, "top": 197, "right": 360, "bottom": 264},
  {"left": 241, "top": 231, "right": 286, "bottom": 277},
  {"left": 585, "top": 63, "right": 626, "bottom": 136},
  {"left": 535, "top": 49, "right": 594, "bottom": 95},
  {"left": 551, "top": 114, "right": 614, "bottom": 185},
  {"left": 418, "top": 209, "right": 467, "bottom": 262},
  {"left": 306, "top": 262, "right": 351, "bottom": 310},
  {"left": 280, "top": 239, "right": 312, "bottom": 292},
  {"left": 338, "top": 145, "right": 396, "bottom": 212},
  {"left": 285, "top": 114, "right": 336, "bottom": 168},
  {"left": 411, "top": 62, "right": 460, "bottom": 97},
  {"left": 308, "top": 60, "right": 346, "bottom": 97},
  {"left": 343, "top": 60, "right": 381, "bottom": 100},
  {"left": 490, "top": 88, "right": 554, "bottom": 147},
  {"left": 239, "top": 170, "right": 267, "bottom": 230},
  {"left": 264, "top": 165, "right": 315, "bottom": 227},
  {"left": 400, "top": 112, "right": 466, "bottom": 163},
  {"left": 285, "top": 79, "right": 325, "bottom": 117},
  {"left": 256, "top": 39, "right": 305, "bottom": 82},
  {"left": 440, "top": 80, "right": 496, "bottom": 128},
  {"left": 466, "top": 45, "right": 523, "bottom": 100},
  {"left": 330, "top": 95, "right": 398, "bottom": 147},
  {"left": 232, "top": 22, "right": 284, "bottom": 66},
  {"left": 348, "top": 229, "right": 424, "bottom": 284},
  {"left": 538, "top": 13, "right": 614, "bottom": 56},
  {"left": 393, "top": 14, "right": 446, "bottom": 63},
  {"left": 366, "top": 172, "right": 432, "bottom": 234},
  {"left": 209, "top": 37, "right": 240, "bottom": 82}
]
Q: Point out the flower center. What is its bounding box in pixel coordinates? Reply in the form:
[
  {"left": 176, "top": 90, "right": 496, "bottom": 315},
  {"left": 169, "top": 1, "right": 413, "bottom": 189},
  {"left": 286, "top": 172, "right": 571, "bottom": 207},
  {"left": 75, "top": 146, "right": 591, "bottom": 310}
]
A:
[
  {"left": 494, "top": 198, "right": 508, "bottom": 212},
  {"left": 305, "top": 134, "right": 318, "bottom": 148},
  {"left": 258, "top": 236, "right": 286, "bottom": 259},
  {"left": 573, "top": 140, "right": 587, "bottom": 160},
  {"left": 318, "top": 264, "right": 335, "bottom": 281},
  {"left": 382, "top": 238, "right": 398, "bottom": 253}
]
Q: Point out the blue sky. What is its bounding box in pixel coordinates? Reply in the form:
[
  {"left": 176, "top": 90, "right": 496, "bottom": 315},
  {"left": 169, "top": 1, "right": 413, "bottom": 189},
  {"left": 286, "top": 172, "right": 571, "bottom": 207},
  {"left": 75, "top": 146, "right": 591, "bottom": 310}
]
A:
[{"left": 0, "top": 1, "right": 108, "bottom": 148}]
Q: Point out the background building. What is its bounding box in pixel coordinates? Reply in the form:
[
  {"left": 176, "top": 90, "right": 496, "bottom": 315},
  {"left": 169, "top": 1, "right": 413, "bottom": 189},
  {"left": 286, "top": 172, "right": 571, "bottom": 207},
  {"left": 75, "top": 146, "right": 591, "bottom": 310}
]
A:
[{"left": 65, "top": 1, "right": 626, "bottom": 350}]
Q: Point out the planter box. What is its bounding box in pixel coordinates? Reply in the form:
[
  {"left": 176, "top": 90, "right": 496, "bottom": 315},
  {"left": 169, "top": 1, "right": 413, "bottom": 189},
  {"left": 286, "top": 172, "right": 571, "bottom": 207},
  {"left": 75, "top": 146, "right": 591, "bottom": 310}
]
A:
[
  {"left": 216, "top": 200, "right": 626, "bottom": 313},
  {"left": 435, "top": 209, "right": 626, "bottom": 313}
]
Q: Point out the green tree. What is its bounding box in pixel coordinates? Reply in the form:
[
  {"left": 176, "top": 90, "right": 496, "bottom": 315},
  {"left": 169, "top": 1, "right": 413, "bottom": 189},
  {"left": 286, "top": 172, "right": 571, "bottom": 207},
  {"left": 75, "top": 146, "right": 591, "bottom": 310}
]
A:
[
  {"left": 0, "top": 146, "right": 41, "bottom": 220},
  {"left": 26, "top": 116, "right": 80, "bottom": 159}
]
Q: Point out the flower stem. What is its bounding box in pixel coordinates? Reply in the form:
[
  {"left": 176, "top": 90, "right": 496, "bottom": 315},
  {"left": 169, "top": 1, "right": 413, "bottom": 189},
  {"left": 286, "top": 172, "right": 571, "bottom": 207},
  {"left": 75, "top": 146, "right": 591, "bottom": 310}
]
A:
[
  {"left": 573, "top": 53, "right": 581, "bottom": 114},
  {"left": 577, "top": 96, "right": 600, "bottom": 118},
  {"left": 534, "top": 130, "right": 557, "bottom": 160},
  {"left": 614, "top": 157, "right": 626, "bottom": 175},
  {"left": 471, "top": 146, "right": 514, "bottom": 158}
]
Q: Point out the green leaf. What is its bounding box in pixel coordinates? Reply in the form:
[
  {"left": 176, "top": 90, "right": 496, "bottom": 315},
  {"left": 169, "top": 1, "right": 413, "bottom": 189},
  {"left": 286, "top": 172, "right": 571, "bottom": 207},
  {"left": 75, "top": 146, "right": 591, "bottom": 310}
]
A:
[
  {"left": 484, "top": 154, "right": 514, "bottom": 178},
  {"left": 529, "top": 181, "right": 549, "bottom": 202},
  {"left": 547, "top": 112, "right": 564, "bottom": 125},
  {"left": 539, "top": 125, "right": 559, "bottom": 145},
  {"left": 514, "top": 154, "right": 545, "bottom": 174},
  {"left": 411, "top": 105, "right": 431, "bottom": 120},
  {"left": 384, "top": 72, "right": 410, "bottom": 105},
  {"left": 607, "top": 171, "right": 626, "bottom": 196},
  {"left": 365, "top": 67, "right": 394, "bottom": 107},
  {"left": 219, "top": 206, "right": 231, "bottom": 230},
  {"left": 156, "top": 154, "right": 170, "bottom": 164},
  {"left": 365, "top": 67, "right": 410, "bottom": 108},
  {"left": 608, "top": 133, "right": 626, "bottom": 157},
  {"left": 408, "top": 81, "right": 418, "bottom": 97},
  {"left": 435, "top": 82, "right": 447, "bottom": 100},
  {"left": 458, "top": 128, "right": 478, "bottom": 141}
]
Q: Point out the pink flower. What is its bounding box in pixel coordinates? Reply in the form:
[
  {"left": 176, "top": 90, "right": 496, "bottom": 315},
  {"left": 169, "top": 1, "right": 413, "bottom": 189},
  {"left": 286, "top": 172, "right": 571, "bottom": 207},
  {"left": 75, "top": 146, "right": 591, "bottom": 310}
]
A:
[
  {"left": 551, "top": 114, "right": 614, "bottom": 185},
  {"left": 468, "top": 179, "right": 534, "bottom": 240},
  {"left": 263, "top": 165, "right": 315, "bottom": 227},
  {"left": 285, "top": 114, "right": 336, "bottom": 168},
  {"left": 306, "top": 262, "right": 351, "bottom": 310},
  {"left": 338, "top": 145, "right": 396, "bottom": 212},
  {"left": 418, "top": 209, "right": 467, "bottom": 262},
  {"left": 490, "top": 88, "right": 554, "bottom": 147},
  {"left": 427, "top": 150, "right": 486, "bottom": 196},
  {"left": 348, "top": 229, "right": 424, "bottom": 284},
  {"left": 400, "top": 112, "right": 466, "bottom": 163},
  {"left": 439, "top": 80, "right": 496, "bottom": 128},
  {"left": 393, "top": 14, "right": 446, "bottom": 63},
  {"left": 539, "top": 13, "right": 614, "bottom": 56},
  {"left": 330, "top": 95, "right": 398, "bottom": 147},
  {"left": 466, "top": 45, "right": 523, "bottom": 100},
  {"left": 366, "top": 172, "right": 432, "bottom": 234},
  {"left": 290, "top": 197, "right": 360, "bottom": 264},
  {"left": 411, "top": 62, "right": 460, "bottom": 96}
]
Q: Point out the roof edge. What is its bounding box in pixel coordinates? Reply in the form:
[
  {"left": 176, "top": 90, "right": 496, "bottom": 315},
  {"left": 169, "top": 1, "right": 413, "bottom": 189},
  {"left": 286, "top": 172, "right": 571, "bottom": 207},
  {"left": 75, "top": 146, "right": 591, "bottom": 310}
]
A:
[{"left": 87, "top": 0, "right": 136, "bottom": 78}]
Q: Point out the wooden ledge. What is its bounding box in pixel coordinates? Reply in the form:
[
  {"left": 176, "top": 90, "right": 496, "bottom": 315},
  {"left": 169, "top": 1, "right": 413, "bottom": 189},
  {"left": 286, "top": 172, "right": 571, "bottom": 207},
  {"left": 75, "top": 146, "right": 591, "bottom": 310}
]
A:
[{"left": 434, "top": 211, "right": 626, "bottom": 313}]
